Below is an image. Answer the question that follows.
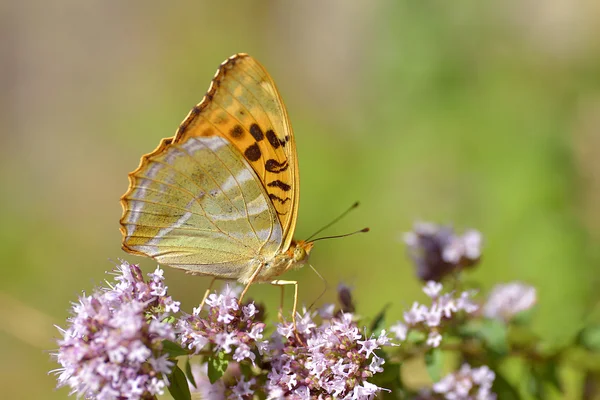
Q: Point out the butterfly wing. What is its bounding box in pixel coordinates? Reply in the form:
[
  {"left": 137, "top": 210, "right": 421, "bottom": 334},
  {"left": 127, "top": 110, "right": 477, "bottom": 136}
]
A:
[
  {"left": 174, "top": 54, "right": 299, "bottom": 251},
  {"left": 120, "top": 135, "right": 283, "bottom": 280}
]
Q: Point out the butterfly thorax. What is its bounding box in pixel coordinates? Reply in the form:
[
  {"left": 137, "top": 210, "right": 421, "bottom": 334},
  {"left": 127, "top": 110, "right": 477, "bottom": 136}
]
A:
[{"left": 250, "top": 240, "right": 314, "bottom": 283}]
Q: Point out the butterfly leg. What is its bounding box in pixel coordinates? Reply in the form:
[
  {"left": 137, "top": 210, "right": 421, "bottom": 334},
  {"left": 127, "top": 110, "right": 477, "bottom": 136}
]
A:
[
  {"left": 277, "top": 284, "right": 286, "bottom": 321},
  {"left": 238, "top": 262, "right": 266, "bottom": 305},
  {"left": 270, "top": 279, "right": 303, "bottom": 343},
  {"left": 198, "top": 277, "right": 218, "bottom": 312}
]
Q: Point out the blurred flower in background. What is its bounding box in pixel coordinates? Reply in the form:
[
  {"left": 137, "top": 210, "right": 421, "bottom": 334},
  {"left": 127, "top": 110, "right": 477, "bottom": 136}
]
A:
[
  {"left": 403, "top": 222, "right": 483, "bottom": 282},
  {"left": 432, "top": 364, "right": 496, "bottom": 400},
  {"left": 483, "top": 282, "right": 537, "bottom": 322}
]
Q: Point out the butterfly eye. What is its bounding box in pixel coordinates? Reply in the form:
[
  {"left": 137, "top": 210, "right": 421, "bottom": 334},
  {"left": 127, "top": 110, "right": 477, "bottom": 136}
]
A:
[{"left": 293, "top": 246, "right": 307, "bottom": 262}]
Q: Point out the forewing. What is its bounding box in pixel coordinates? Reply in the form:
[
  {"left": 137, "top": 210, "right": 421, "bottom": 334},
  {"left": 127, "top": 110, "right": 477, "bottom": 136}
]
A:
[
  {"left": 175, "top": 54, "right": 299, "bottom": 250},
  {"left": 120, "top": 136, "right": 283, "bottom": 279}
]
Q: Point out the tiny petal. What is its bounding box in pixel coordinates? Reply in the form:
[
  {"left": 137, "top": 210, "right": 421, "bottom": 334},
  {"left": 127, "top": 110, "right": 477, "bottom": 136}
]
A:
[
  {"left": 242, "top": 303, "right": 257, "bottom": 319},
  {"left": 427, "top": 331, "right": 442, "bottom": 347},
  {"left": 390, "top": 322, "right": 408, "bottom": 341},
  {"left": 423, "top": 281, "right": 443, "bottom": 298},
  {"left": 404, "top": 302, "right": 426, "bottom": 325},
  {"left": 357, "top": 338, "right": 379, "bottom": 358},
  {"left": 369, "top": 354, "right": 385, "bottom": 373},
  {"left": 425, "top": 305, "right": 442, "bottom": 327}
]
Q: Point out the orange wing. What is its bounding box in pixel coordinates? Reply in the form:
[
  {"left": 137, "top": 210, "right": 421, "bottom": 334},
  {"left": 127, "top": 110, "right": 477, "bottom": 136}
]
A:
[{"left": 172, "top": 54, "right": 298, "bottom": 250}]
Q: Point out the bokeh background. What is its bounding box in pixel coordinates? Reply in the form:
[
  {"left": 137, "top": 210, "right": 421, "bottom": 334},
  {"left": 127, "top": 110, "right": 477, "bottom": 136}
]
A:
[{"left": 2, "top": 1, "right": 600, "bottom": 398}]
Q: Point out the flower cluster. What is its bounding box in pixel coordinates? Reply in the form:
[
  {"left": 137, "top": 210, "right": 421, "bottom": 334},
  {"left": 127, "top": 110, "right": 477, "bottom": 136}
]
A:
[
  {"left": 178, "top": 285, "right": 265, "bottom": 363},
  {"left": 432, "top": 364, "right": 496, "bottom": 400},
  {"left": 52, "top": 262, "right": 179, "bottom": 399},
  {"left": 404, "top": 222, "right": 482, "bottom": 281},
  {"left": 390, "top": 281, "right": 478, "bottom": 347},
  {"left": 483, "top": 282, "right": 537, "bottom": 322},
  {"left": 264, "top": 308, "right": 392, "bottom": 399}
]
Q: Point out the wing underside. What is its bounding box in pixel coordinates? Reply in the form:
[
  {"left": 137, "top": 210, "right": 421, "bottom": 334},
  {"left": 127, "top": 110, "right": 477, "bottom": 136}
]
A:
[{"left": 120, "top": 136, "right": 283, "bottom": 279}]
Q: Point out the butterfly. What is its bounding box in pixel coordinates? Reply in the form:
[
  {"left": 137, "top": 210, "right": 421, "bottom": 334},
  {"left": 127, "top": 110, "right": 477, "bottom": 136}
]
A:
[{"left": 120, "top": 53, "right": 312, "bottom": 317}]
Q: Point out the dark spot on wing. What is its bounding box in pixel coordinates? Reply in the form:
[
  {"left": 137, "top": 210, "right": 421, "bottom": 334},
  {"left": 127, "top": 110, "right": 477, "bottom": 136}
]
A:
[
  {"left": 269, "top": 194, "right": 291, "bottom": 204},
  {"left": 244, "top": 143, "right": 262, "bottom": 162},
  {"left": 267, "top": 180, "right": 291, "bottom": 191},
  {"left": 249, "top": 124, "right": 264, "bottom": 141},
  {"left": 265, "top": 159, "right": 288, "bottom": 173},
  {"left": 213, "top": 113, "right": 229, "bottom": 125},
  {"left": 230, "top": 125, "right": 244, "bottom": 138},
  {"left": 266, "top": 130, "right": 280, "bottom": 149}
]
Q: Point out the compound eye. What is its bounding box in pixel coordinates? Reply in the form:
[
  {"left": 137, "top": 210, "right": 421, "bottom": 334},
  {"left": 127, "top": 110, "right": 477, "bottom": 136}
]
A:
[{"left": 294, "top": 247, "right": 307, "bottom": 262}]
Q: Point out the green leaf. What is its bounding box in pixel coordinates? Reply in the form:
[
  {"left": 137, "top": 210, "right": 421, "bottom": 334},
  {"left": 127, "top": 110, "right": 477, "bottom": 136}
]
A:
[
  {"left": 532, "top": 362, "right": 562, "bottom": 394},
  {"left": 163, "top": 340, "right": 189, "bottom": 357},
  {"left": 167, "top": 364, "right": 192, "bottom": 400},
  {"left": 492, "top": 371, "right": 521, "bottom": 400},
  {"left": 458, "top": 318, "right": 510, "bottom": 358},
  {"left": 370, "top": 303, "right": 391, "bottom": 336},
  {"left": 479, "top": 319, "right": 509, "bottom": 356},
  {"left": 372, "top": 359, "right": 404, "bottom": 399},
  {"left": 406, "top": 329, "right": 426, "bottom": 344},
  {"left": 207, "top": 352, "right": 229, "bottom": 384},
  {"left": 184, "top": 357, "right": 197, "bottom": 389},
  {"left": 511, "top": 306, "right": 536, "bottom": 326},
  {"left": 579, "top": 325, "right": 600, "bottom": 352},
  {"left": 424, "top": 347, "right": 443, "bottom": 382},
  {"left": 527, "top": 362, "right": 563, "bottom": 400},
  {"left": 527, "top": 366, "right": 545, "bottom": 400},
  {"left": 458, "top": 319, "right": 483, "bottom": 336}
]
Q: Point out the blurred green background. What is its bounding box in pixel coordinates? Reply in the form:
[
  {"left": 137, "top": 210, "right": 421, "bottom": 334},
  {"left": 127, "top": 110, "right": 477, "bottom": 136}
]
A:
[{"left": 2, "top": 1, "right": 600, "bottom": 398}]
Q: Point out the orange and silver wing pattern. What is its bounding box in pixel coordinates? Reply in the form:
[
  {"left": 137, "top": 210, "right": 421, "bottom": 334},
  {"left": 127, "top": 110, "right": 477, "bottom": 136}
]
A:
[
  {"left": 119, "top": 135, "right": 283, "bottom": 281},
  {"left": 174, "top": 53, "right": 299, "bottom": 250}
]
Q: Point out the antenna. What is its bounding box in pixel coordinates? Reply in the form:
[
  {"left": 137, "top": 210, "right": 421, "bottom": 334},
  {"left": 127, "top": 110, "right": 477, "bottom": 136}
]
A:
[
  {"left": 306, "top": 202, "right": 361, "bottom": 242},
  {"left": 309, "top": 227, "right": 370, "bottom": 243}
]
